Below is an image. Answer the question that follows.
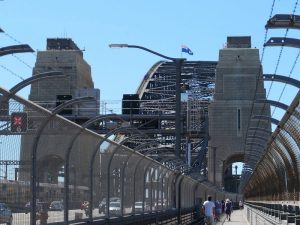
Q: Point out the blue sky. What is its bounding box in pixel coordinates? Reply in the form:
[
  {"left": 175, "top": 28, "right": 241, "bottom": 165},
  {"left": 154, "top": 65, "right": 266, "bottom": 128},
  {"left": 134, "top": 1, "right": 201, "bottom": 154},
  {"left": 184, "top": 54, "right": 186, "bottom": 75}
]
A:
[
  {"left": 0, "top": 0, "right": 299, "bottom": 177},
  {"left": 1, "top": 0, "right": 298, "bottom": 114}
]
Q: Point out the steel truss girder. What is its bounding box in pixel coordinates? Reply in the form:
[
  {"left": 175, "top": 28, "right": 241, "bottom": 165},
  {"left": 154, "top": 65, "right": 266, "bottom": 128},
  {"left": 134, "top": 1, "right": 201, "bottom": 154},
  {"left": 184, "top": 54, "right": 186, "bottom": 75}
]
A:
[
  {"left": 266, "top": 14, "right": 300, "bottom": 30},
  {"left": 0, "top": 160, "right": 30, "bottom": 165},
  {"left": 262, "top": 74, "right": 300, "bottom": 89},
  {"left": 0, "top": 44, "right": 34, "bottom": 56},
  {"left": 264, "top": 37, "right": 300, "bottom": 48},
  {"left": 248, "top": 127, "right": 272, "bottom": 135},
  {"left": 134, "top": 60, "right": 216, "bottom": 176},
  {"left": 252, "top": 115, "right": 279, "bottom": 125}
]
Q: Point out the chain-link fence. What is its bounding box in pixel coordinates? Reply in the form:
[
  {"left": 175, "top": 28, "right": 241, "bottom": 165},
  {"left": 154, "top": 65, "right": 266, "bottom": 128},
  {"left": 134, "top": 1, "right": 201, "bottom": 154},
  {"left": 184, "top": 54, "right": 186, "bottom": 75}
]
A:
[{"left": 1, "top": 87, "right": 229, "bottom": 225}]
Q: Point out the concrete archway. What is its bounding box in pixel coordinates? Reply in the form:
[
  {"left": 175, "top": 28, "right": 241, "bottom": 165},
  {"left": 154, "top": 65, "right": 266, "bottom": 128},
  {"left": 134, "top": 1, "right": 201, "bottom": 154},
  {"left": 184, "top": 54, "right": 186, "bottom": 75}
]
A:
[
  {"left": 208, "top": 36, "right": 271, "bottom": 188},
  {"left": 37, "top": 154, "right": 64, "bottom": 184},
  {"left": 222, "top": 153, "right": 244, "bottom": 192}
]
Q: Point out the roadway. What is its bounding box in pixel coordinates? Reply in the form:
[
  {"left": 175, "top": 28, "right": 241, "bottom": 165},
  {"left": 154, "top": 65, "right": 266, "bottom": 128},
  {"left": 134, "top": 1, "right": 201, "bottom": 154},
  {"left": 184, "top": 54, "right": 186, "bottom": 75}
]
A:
[
  {"left": 216, "top": 209, "right": 248, "bottom": 225},
  {"left": 11, "top": 208, "right": 100, "bottom": 225}
]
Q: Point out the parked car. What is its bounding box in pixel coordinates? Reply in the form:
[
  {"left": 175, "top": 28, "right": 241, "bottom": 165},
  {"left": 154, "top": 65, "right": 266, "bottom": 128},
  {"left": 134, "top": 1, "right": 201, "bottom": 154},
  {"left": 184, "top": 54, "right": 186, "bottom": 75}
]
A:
[
  {"left": 49, "top": 201, "right": 63, "bottom": 211},
  {"left": 134, "top": 201, "right": 150, "bottom": 213},
  {"left": 154, "top": 200, "right": 165, "bottom": 210},
  {"left": 0, "top": 203, "right": 13, "bottom": 225},
  {"left": 98, "top": 197, "right": 120, "bottom": 214},
  {"left": 98, "top": 199, "right": 106, "bottom": 214},
  {"left": 24, "top": 201, "right": 42, "bottom": 214},
  {"left": 109, "top": 201, "right": 121, "bottom": 216},
  {"left": 24, "top": 201, "right": 30, "bottom": 213}
]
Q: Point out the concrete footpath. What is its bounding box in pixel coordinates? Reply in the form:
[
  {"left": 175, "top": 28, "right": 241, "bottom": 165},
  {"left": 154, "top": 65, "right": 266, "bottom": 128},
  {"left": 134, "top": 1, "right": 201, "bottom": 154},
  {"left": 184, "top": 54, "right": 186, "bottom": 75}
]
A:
[{"left": 215, "top": 209, "right": 248, "bottom": 225}]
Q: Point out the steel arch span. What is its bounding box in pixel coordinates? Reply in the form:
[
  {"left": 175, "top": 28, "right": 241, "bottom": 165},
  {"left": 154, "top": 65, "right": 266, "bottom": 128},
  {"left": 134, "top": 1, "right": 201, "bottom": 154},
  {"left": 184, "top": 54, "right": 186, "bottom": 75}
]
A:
[{"left": 129, "top": 60, "right": 217, "bottom": 177}]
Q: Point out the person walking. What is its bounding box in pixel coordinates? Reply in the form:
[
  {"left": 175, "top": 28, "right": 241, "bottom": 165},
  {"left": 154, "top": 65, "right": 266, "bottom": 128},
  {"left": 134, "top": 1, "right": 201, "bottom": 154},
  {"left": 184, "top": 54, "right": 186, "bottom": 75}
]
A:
[
  {"left": 225, "top": 199, "right": 232, "bottom": 221},
  {"left": 202, "top": 195, "right": 216, "bottom": 225},
  {"left": 239, "top": 200, "right": 244, "bottom": 209},
  {"left": 214, "top": 200, "right": 221, "bottom": 222},
  {"left": 221, "top": 200, "right": 225, "bottom": 213}
]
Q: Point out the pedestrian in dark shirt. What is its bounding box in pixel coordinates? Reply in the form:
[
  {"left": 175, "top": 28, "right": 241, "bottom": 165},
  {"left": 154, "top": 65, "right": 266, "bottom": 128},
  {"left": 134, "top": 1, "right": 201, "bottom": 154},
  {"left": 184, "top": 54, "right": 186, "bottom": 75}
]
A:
[
  {"left": 221, "top": 200, "right": 225, "bottom": 213},
  {"left": 225, "top": 199, "right": 232, "bottom": 221}
]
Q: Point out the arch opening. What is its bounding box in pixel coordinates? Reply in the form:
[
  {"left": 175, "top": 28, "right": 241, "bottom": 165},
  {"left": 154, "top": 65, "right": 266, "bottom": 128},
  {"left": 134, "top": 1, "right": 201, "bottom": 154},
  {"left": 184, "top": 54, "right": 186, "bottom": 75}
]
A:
[{"left": 223, "top": 154, "right": 244, "bottom": 193}]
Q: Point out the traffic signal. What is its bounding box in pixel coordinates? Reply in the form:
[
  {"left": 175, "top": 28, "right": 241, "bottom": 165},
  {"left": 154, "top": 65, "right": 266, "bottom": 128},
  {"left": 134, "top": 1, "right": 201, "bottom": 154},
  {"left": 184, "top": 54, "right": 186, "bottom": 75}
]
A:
[{"left": 11, "top": 112, "right": 27, "bottom": 133}]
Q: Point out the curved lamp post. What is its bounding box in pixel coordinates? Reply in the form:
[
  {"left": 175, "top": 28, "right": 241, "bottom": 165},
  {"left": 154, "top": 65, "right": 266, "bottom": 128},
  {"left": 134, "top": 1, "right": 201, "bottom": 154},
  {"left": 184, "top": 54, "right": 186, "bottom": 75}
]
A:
[
  {"left": 0, "top": 44, "right": 34, "bottom": 57},
  {"left": 109, "top": 44, "right": 185, "bottom": 157}
]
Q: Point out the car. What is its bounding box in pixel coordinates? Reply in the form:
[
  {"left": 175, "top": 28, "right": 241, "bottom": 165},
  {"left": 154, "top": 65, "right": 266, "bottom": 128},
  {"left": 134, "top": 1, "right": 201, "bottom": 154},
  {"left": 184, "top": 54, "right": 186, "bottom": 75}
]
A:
[
  {"left": 98, "top": 197, "right": 120, "bottom": 214},
  {"left": 109, "top": 201, "right": 121, "bottom": 216},
  {"left": 24, "top": 201, "right": 42, "bottom": 214},
  {"left": 154, "top": 200, "right": 165, "bottom": 210},
  {"left": 134, "top": 201, "right": 150, "bottom": 213},
  {"left": 24, "top": 201, "right": 30, "bottom": 213},
  {"left": 98, "top": 198, "right": 106, "bottom": 214},
  {"left": 0, "top": 203, "right": 13, "bottom": 225},
  {"left": 111, "top": 197, "right": 120, "bottom": 203},
  {"left": 49, "top": 201, "right": 63, "bottom": 211}
]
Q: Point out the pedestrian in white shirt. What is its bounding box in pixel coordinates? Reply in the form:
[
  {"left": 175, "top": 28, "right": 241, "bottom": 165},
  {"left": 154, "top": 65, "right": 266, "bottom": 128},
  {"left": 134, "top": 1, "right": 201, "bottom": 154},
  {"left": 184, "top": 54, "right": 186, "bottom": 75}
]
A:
[{"left": 202, "top": 195, "right": 216, "bottom": 225}]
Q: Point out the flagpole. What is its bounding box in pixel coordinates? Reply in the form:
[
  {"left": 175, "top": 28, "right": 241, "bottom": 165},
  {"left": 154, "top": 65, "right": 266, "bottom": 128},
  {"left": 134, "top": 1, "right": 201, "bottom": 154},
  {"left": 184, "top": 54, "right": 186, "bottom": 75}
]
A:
[{"left": 180, "top": 44, "right": 183, "bottom": 58}]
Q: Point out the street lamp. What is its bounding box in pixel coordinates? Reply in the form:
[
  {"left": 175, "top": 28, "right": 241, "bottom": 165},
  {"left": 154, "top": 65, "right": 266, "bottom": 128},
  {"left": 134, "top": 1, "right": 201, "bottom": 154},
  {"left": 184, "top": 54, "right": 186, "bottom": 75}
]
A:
[
  {"left": 235, "top": 165, "right": 238, "bottom": 193},
  {"left": 109, "top": 44, "right": 186, "bottom": 157}
]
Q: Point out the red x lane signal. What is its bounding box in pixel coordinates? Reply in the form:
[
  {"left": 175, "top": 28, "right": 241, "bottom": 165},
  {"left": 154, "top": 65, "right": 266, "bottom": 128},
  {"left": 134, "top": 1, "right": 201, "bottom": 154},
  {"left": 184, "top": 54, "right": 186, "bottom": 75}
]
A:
[{"left": 11, "top": 112, "right": 27, "bottom": 133}]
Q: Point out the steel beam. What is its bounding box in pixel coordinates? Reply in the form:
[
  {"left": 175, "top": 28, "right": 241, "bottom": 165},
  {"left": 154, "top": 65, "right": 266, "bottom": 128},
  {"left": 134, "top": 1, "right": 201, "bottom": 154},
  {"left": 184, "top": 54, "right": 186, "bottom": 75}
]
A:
[
  {"left": 266, "top": 14, "right": 300, "bottom": 30},
  {"left": 264, "top": 37, "right": 300, "bottom": 48},
  {"left": 262, "top": 74, "right": 300, "bottom": 89},
  {"left": 252, "top": 115, "right": 279, "bottom": 125},
  {"left": 0, "top": 44, "right": 34, "bottom": 56}
]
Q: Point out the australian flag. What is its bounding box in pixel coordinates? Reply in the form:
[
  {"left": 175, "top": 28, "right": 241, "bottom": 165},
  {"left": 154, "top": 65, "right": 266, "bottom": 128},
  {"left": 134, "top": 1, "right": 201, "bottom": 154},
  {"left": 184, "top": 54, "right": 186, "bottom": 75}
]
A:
[{"left": 181, "top": 45, "right": 193, "bottom": 55}]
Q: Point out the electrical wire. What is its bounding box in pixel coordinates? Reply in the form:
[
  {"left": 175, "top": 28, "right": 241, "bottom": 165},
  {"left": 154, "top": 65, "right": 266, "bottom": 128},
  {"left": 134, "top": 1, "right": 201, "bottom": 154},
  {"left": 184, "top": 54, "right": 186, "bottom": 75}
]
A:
[
  {"left": 0, "top": 31, "right": 36, "bottom": 81},
  {"left": 241, "top": 0, "right": 276, "bottom": 164},
  {"left": 240, "top": 0, "right": 300, "bottom": 192}
]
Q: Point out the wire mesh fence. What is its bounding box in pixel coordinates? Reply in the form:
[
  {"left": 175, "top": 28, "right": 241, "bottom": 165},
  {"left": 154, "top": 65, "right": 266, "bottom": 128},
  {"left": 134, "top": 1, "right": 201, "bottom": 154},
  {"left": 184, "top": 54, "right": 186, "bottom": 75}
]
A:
[{"left": 0, "top": 87, "right": 210, "bottom": 225}]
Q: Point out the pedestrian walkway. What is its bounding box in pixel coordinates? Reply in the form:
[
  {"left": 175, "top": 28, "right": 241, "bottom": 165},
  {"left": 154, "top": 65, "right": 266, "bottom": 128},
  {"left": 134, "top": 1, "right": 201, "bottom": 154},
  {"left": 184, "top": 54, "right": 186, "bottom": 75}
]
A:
[{"left": 216, "top": 209, "right": 248, "bottom": 225}]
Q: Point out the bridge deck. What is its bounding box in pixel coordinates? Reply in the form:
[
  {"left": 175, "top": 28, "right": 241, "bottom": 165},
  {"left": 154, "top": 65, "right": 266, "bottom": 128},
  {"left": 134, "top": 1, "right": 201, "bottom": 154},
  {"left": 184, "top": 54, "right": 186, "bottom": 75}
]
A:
[{"left": 216, "top": 209, "right": 248, "bottom": 225}]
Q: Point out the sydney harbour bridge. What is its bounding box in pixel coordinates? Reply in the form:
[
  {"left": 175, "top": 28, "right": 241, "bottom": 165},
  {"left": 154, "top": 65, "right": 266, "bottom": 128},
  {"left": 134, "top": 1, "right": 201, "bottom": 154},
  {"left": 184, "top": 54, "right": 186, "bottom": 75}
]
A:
[{"left": 0, "top": 1, "right": 300, "bottom": 224}]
